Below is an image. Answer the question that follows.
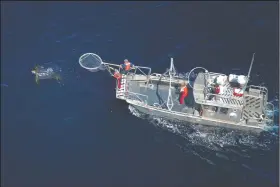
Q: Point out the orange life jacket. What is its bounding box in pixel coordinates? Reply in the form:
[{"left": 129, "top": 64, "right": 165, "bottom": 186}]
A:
[
  {"left": 124, "top": 62, "right": 131, "bottom": 71},
  {"left": 180, "top": 86, "right": 188, "bottom": 96}
]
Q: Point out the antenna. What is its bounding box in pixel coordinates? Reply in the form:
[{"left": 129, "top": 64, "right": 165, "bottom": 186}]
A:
[
  {"left": 247, "top": 53, "right": 255, "bottom": 79},
  {"left": 242, "top": 53, "right": 255, "bottom": 92},
  {"left": 167, "top": 58, "right": 175, "bottom": 111}
]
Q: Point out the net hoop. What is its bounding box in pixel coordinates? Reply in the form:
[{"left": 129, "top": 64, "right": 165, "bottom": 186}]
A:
[
  {"left": 78, "top": 53, "right": 103, "bottom": 71},
  {"left": 187, "top": 67, "right": 208, "bottom": 89}
]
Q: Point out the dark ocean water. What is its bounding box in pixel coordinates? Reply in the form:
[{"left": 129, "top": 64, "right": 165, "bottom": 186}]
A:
[{"left": 1, "top": 2, "right": 279, "bottom": 187}]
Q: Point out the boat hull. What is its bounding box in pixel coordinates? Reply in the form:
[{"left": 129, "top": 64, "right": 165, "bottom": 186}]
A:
[{"left": 128, "top": 101, "right": 264, "bottom": 134}]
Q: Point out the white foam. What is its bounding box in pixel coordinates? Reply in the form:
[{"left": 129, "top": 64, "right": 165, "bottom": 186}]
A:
[
  {"left": 128, "top": 105, "right": 278, "bottom": 152},
  {"left": 128, "top": 104, "right": 278, "bottom": 168}
]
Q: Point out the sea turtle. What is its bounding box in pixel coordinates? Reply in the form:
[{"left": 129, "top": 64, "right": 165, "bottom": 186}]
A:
[{"left": 31, "top": 63, "right": 62, "bottom": 84}]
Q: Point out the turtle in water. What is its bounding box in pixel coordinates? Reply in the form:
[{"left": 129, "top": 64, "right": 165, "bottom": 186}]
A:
[{"left": 31, "top": 63, "right": 62, "bottom": 84}]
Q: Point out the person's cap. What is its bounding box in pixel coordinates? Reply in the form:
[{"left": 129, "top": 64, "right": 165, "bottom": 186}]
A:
[{"left": 124, "top": 59, "right": 129, "bottom": 62}]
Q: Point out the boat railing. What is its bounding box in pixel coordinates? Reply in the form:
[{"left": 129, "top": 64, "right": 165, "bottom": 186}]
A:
[
  {"left": 149, "top": 73, "right": 187, "bottom": 83},
  {"left": 102, "top": 62, "right": 122, "bottom": 76},
  {"left": 150, "top": 72, "right": 187, "bottom": 79},
  {"left": 247, "top": 85, "right": 268, "bottom": 109},
  {"left": 247, "top": 85, "right": 268, "bottom": 98},
  {"left": 118, "top": 65, "right": 151, "bottom": 77},
  {"left": 204, "top": 72, "right": 227, "bottom": 85},
  {"left": 152, "top": 101, "right": 167, "bottom": 109},
  {"left": 125, "top": 91, "right": 149, "bottom": 104},
  {"left": 135, "top": 66, "right": 151, "bottom": 76},
  {"left": 204, "top": 92, "right": 244, "bottom": 108},
  {"left": 243, "top": 100, "right": 275, "bottom": 127},
  {"left": 101, "top": 62, "right": 151, "bottom": 78},
  {"left": 150, "top": 73, "right": 164, "bottom": 77},
  {"left": 205, "top": 72, "right": 227, "bottom": 80}
]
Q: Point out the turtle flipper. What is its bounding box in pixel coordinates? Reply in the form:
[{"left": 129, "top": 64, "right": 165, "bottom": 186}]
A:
[
  {"left": 32, "top": 65, "right": 40, "bottom": 85},
  {"left": 35, "top": 74, "right": 39, "bottom": 84},
  {"left": 53, "top": 73, "right": 62, "bottom": 83}
]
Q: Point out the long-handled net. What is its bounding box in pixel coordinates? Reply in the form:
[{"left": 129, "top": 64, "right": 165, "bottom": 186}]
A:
[
  {"left": 78, "top": 53, "right": 119, "bottom": 76},
  {"left": 78, "top": 53, "right": 107, "bottom": 72}
]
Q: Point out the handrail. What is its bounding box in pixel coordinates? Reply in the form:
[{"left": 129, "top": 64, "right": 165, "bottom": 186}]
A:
[
  {"left": 136, "top": 66, "right": 151, "bottom": 75},
  {"left": 149, "top": 73, "right": 186, "bottom": 83},
  {"left": 102, "top": 62, "right": 151, "bottom": 78},
  {"left": 150, "top": 73, "right": 162, "bottom": 77},
  {"left": 206, "top": 72, "right": 227, "bottom": 77},
  {"left": 247, "top": 85, "right": 268, "bottom": 98},
  {"left": 243, "top": 101, "right": 275, "bottom": 127},
  {"left": 201, "top": 93, "right": 245, "bottom": 109},
  {"left": 116, "top": 88, "right": 148, "bottom": 104},
  {"left": 205, "top": 92, "right": 244, "bottom": 101},
  {"left": 246, "top": 85, "right": 268, "bottom": 109},
  {"left": 126, "top": 91, "right": 148, "bottom": 104},
  {"left": 248, "top": 85, "right": 268, "bottom": 92},
  {"left": 153, "top": 101, "right": 167, "bottom": 109},
  {"left": 248, "top": 85, "right": 268, "bottom": 93},
  {"left": 127, "top": 91, "right": 148, "bottom": 98},
  {"left": 135, "top": 67, "right": 146, "bottom": 76},
  {"left": 128, "top": 65, "right": 151, "bottom": 77}
]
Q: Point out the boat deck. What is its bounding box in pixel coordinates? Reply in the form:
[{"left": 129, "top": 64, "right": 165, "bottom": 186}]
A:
[
  {"left": 193, "top": 72, "right": 245, "bottom": 109},
  {"left": 205, "top": 72, "right": 244, "bottom": 106},
  {"left": 125, "top": 75, "right": 197, "bottom": 114}
]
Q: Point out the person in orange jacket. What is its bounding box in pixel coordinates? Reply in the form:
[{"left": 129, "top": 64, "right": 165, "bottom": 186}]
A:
[
  {"left": 179, "top": 82, "right": 188, "bottom": 104},
  {"left": 120, "top": 59, "right": 134, "bottom": 74},
  {"left": 113, "top": 69, "right": 122, "bottom": 89}
]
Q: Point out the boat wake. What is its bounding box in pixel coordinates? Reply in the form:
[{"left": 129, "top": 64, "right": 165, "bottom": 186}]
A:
[
  {"left": 128, "top": 103, "right": 278, "bottom": 156},
  {"left": 128, "top": 104, "right": 279, "bottom": 184},
  {"left": 129, "top": 105, "right": 278, "bottom": 149}
]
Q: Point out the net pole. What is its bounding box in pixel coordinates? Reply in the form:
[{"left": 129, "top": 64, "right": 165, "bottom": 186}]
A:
[{"left": 167, "top": 58, "right": 174, "bottom": 111}]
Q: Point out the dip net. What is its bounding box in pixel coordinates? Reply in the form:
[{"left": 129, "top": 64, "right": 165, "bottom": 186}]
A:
[{"left": 78, "top": 53, "right": 105, "bottom": 72}]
